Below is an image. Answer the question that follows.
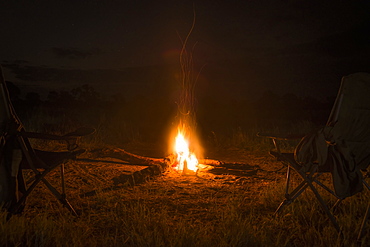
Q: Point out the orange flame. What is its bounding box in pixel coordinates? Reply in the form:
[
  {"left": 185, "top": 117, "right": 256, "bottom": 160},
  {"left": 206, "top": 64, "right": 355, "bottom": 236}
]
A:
[{"left": 173, "top": 128, "right": 199, "bottom": 172}]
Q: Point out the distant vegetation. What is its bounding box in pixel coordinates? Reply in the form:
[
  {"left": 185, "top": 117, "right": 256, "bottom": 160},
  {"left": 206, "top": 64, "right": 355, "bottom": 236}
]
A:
[{"left": 8, "top": 81, "right": 334, "bottom": 150}]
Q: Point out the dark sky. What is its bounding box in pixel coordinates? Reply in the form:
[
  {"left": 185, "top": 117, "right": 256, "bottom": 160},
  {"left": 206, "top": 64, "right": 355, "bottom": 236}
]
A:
[{"left": 1, "top": 0, "right": 369, "bottom": 100}]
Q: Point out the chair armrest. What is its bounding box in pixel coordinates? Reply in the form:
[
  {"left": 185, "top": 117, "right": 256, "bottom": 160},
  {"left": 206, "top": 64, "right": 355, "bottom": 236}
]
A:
[
  {"left": 62, "top": 127, "right": 95, "bottom": 137},
  {"left": 22, "top": 127, "right": 95, "bottom": 140},
  {"left": 22, "top": 132, "right": 77, "bottom": 140},
  {"left": 22, "top": 127, "right": 95, "bottom": 151},
  {"left": 257, "top": 132, "right": 304, "bottom": 154},
  {"left": 257, "top": 132, "right": 304, "bottom": 140}
]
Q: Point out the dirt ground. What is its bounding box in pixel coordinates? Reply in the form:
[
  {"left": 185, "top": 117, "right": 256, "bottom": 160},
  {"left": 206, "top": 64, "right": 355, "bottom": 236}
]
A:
[{"left": 21, "top": 144, "right": 287, "bottom": 219}]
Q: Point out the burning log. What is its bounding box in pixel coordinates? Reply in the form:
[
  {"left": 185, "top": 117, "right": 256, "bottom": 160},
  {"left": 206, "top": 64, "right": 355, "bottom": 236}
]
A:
[
  {"left": 89, "top": 147, "right": 164, "bottom": 164},
  {"left": 84, "top": 147, "right": 170, "bottom": 187},
  {"left": 170, "top": 127, "right": 200, "bottom": 175}
]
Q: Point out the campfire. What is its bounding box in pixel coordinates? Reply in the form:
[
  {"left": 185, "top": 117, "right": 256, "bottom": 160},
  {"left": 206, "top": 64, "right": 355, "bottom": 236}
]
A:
[
  {"left": 171, "top": 125, "right": 200, "bottom": 175},
  {"left": 169, "top": 18, "right": 203, "bottom": 175}
]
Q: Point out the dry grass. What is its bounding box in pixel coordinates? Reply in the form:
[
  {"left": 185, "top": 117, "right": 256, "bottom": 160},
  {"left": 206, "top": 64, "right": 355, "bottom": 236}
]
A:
[{"left": 1, "top": 145, "right": 369, "bottom": 247}]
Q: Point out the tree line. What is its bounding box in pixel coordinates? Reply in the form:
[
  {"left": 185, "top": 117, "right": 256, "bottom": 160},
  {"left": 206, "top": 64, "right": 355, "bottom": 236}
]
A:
[{"left": 7, "top": 81, "right": 334, "bottom": 144}]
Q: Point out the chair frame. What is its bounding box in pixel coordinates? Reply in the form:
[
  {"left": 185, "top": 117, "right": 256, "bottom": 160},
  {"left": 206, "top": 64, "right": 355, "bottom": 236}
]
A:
[
  {"left": 0, "top": 66, "right": 93, "bottom": 217},
  {"left": 258, "top": 73, "right": 370, "bottom": 242},
  {"left": 259, "top": 133, "right": 369, "bottom": 242},
  {"left": 10, "top": 132, "right": 82, "bottom": 216}
]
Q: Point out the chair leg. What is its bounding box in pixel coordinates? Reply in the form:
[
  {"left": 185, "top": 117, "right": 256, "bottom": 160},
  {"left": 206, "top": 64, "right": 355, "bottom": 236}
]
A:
[
  {"left": 306, "top": 179, "right": 341, "bottom": 233},
  {"left": 10, "top": 166, "right": 78, "bottom": 217},
  {"left": 298, "top": 166, "right": 341, "bottom": 232},
  {"left": 275, "top": 165, "right": 311, "bottom": 215},
  {"left": 275, "top": 165, "right": 292, "bottom": 214},
  {"left": 357, "top": 179, "right": 370, "bottom": 243},
  {"left": 9, "top": 169, "right": 50, "bottom": 215},
  {"left": 60, "top": 163, "right": 78, "bottom": 216},
  {"left": 41, "top": 177, "right": 78, "bottom": 216},
  {"left": 285, "top": 165, "right": 291, "bottom": 198},
  {"left": 357, "top": 203, "right": 370, "bottom": 244},
  {"left": 275, "top": 165, "right": 341, "bottom": 233},
  {"left": 275, "top": 181, "right": 309, "bottom": 215},
  {"left": 313, "top": 179, "right": 339, "bottom": 198},
  {"left": 61, "top": 163, "right": 66, "bottom": 196}
]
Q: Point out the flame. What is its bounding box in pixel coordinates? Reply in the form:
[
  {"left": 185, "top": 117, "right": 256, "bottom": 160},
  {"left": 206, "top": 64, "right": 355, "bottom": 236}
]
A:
[{"left": 173, "top": 129, "right": 199, "bottom": 172}]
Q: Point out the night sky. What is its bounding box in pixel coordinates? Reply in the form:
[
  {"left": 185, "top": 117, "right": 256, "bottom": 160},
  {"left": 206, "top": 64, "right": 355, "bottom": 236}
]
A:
[{"left": 1, "top": 0, "right": 369, "bottom": 101}]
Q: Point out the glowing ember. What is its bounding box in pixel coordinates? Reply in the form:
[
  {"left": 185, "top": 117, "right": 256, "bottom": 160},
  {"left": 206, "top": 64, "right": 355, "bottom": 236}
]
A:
[{"left": 173, "top": 129, "right": 199, "bottom": 173}]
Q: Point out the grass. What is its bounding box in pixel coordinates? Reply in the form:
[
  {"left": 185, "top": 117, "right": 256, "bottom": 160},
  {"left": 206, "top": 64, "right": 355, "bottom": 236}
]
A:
[
  {"left": 2, "top": 104, "right": 368, "bottom": 246},
  {"left": 1, "top": 162, "right": 369, "bottom": 246}
]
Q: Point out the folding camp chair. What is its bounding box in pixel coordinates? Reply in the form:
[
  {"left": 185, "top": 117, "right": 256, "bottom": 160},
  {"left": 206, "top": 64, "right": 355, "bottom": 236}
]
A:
[
  {"left": 258, "top": 73, "right": 370, "bottom": 242},
  {"left": 0, "top": 66, "right": 94, "bottom": 217}
]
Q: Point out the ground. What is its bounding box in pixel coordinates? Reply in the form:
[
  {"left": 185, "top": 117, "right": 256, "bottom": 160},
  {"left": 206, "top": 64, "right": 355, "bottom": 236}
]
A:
[
  {"left": 12, "top": 144, "right": 370, "bottom": 246},
  {"left": 21, "top": 144, "right": 285, "bottom": 218}
]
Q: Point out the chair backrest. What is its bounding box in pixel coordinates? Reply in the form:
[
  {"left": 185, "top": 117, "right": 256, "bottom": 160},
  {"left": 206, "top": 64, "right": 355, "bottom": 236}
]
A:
[
  {"left": 0, "top": 66, "right": 22, "bottom": 133},
  {"left": 0, "top": 66, "right": 23, "bottom": 208},
  {"left": 0, "top": 68, "right": 11, "bottom": 133},
  {"left": 325, "top": 72, "right": 370, "bottom": 169}
]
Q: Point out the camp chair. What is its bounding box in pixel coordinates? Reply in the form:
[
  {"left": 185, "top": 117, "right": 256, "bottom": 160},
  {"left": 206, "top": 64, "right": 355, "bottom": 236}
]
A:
[
  {"left": 258, "top": 73, "right": 370, "bottom": 242},
  {"left": 0, "top": 66, "right": 94, "bottom": 217}
]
